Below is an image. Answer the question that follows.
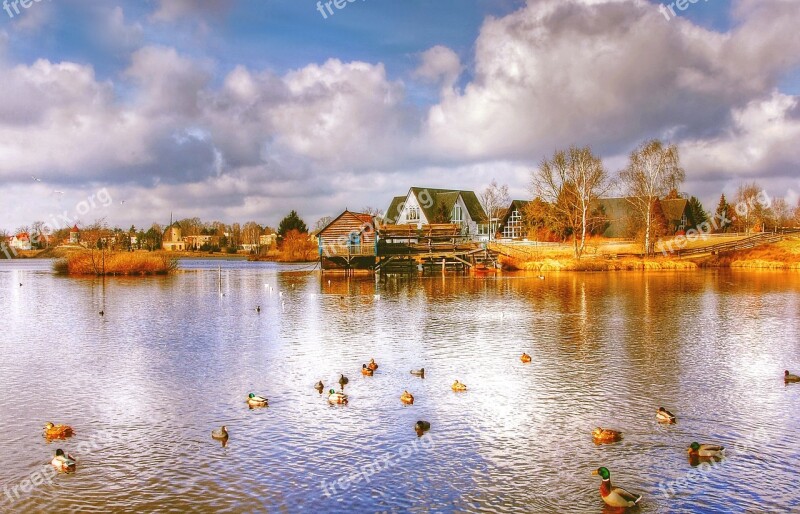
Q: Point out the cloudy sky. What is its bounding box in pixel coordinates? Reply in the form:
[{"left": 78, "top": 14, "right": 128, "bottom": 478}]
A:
[{"left": 1, "top": 0, "right": 799, "bottom": 232}]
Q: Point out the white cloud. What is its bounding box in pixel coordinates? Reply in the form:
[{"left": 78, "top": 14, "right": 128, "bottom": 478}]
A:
[{"left": 414, "top": 46, "right": 463, "bottom": 88}]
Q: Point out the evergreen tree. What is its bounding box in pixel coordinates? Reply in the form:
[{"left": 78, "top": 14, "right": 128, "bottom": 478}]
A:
[
  {"left": 687, "top": 196, "right": 708, "bottom": 228},
  {"left": 713, "top": 194, "right": 731, "bottom": 233},
  {"left": 277, "top": 210, "right": 308, "bottom": 237}
]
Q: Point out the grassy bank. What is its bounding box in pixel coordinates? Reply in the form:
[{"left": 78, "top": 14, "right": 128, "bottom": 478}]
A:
[
  {"left": 500, "top": 255, "right": 698, "bottom": 272},
  {"left": 698, "top": 237, "right": 800, "bottom": 270},
  {"left": 54, "top": 251, "right": 177, "bottom": 275},
  {"left": 497, "top": 236, "right": 800, "bottom": 272}
]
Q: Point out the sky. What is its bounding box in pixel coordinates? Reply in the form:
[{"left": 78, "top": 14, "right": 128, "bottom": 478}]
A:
[{"left": 1, "top": 0, "right": 799, "bottom": 233}]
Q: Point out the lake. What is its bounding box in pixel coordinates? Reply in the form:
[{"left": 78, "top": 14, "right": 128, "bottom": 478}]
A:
[{"left": 1, "top": 260, "right": 799, "bottom": 513}]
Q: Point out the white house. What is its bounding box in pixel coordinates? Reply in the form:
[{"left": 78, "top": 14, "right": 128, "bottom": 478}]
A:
[
  {"left": 383, "top": 187, "right": 487, "bottom": 238},
  {"left": 9, "top": 233, "right": 32, "bottom": 251}
]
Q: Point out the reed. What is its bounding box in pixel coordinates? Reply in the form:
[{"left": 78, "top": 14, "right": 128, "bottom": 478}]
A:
[{"left": 54, "top": 251, "right": 177, "bottom": 275}]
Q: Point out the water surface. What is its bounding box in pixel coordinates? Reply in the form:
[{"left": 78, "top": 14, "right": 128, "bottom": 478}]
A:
[{"left": 1, "top": 260, "right": 799, "bottom": 513}]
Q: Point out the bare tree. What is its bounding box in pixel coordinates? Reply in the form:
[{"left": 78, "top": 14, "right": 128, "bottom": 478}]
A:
[
  {"left": 532, "top": 146, "right": 609, "bottom": 259},
  {"left": 733, "top": 182, "right": 770, "bottom": 233},
  {"left": 242, "top": 221, "right": 263, "bottom": 246},
  {"left": 770, "top": 197, "right": 790, "bottom": 230},
  {"left": 619, "top": 140, "right": 685, "bottom": 255},
  {"left": 479, "top": 180, "right": 511, "bottom": 239},
  {"left": 360, "top": 206, "right": 383, "bottom": 217},
  {"left": 314, "top": 216, "right": 333, "bottom": 232}
]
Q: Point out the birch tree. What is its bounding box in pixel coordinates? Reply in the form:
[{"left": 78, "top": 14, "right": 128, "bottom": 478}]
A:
[
  {"left": 619, "top": 140, "right": 685, "bottom": 255},
  {"left": 532, "top": 146, "right": 608, "bottom": 259},
  {"left": 479, "top": 180, "right": 511, "bottom": 239}
]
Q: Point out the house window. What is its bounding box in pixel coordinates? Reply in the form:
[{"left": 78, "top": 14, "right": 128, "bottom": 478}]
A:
[
  {"left": 503, "top": 210, "right": 523, "bottom": 239},
  {"left": 452, "top": 205, "right": 463, "bottom": 223},
  {"left": 407, "top": 206, "right": 419, "bottom": 221}
]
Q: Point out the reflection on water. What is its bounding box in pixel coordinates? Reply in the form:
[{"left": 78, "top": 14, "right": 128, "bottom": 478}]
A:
[{"left": 1, "top": 260, "right": 799, "bottom": 513}]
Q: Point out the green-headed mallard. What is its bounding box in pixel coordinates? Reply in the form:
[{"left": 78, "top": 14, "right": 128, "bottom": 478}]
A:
[
  {"left": 657, "top": 407, "right": 676, "bottom": 423},
  {"left": 247, "top": 393, "right": 268, "bottom": 407},
  {"left": 592, "top": 467, "right": 641, "bottom": 508},
  {"left": 785, "top": 370, "right": 800, "bottom": 383},
  {"left": 592, "top": 427, "right": 622, "bottom": 444},
  {"left": 43, "top": 422, "right": 74, "bottom": 439},
  {"left": 400, "top": 390, "right": 414, "bottom": 404},
  {"left": 328, "top": 389, "right": 348, "bottom": 405},
  {"left": 51, "top": 449, "right": 76, "bottom": 472},
  {"left": 687, "top": 442, "right": 724, "bottom": 458}
]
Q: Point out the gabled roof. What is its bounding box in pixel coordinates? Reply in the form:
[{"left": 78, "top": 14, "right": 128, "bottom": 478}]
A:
[
  {"left": 388, "top": 187, "right": 488, "bottom": 223},
  {"left": 660, "top": 198, "right": 689, "bottom": 221},
  {"left": 498, "top": 200, "right": 531, "bottom": 227},
  {"left": 385, "top": 196, "right": 406, "bottom": 223},
  {"left": 318, "top": 210, "right": 374, "bottom": 236},
  {"left": 70, "top": 225, "right": 80, "bottom": 232}
]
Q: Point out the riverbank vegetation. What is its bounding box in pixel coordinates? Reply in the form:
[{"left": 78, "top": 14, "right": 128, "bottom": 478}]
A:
[{"left": 54, "top": 251, "right": 177, "bottom": 275}]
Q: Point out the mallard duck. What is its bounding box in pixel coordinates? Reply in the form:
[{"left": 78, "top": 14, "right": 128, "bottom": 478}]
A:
[
  {"left": 785, "top": 370, "right": 800, "bottom": 383},
  {"left": 400, "top": 390, "right": 414, "bottom": 404},
  {"left": 520, "top": 353, "right": 532, "bottom": 363},
  {"left": 361, "top": 364, "right": 374, "bottom": 376},
  {"left": 43, "top": 422, "right": 74, "bottom": 439},
  {"left": 314, "top": 381, "right": 324, "bottom": 392},
  {"left": 367, "top": 358, "right": 378, "bottom": 371},
  {"left": 687, "top": 442, "right": 724, "bottom": 458},
  {"left": 592, "top": 427, "right": 623, "bottom": 443},
  {"left": 247, "top": 393, "right": 268, "bottom": 407},
  {"left": 328, "top": 389, "right": 348, "bottom": 405},
  {"left": 338, "top": 374, "right": 349, "bottom": 387},
  {"left": 415, "top": 420, "right": 431, "bottom": 432},
  {"left": 211, "top": 426, "right": 228, "bottom": 440},
  {"left": 452, "top": 380, "right": 467, "bottom": 392},
  {"left": 410, "top": 368, "right": 425, "bottom": 378},
  {"left": 592, "top": 467, "right": 641, "bottom": 508},
  {"left": 657, "top": 407, "right": 676, "bottom": 423},
  {"left": 51, "top": 449, "right": 76, "bottom": 472}
]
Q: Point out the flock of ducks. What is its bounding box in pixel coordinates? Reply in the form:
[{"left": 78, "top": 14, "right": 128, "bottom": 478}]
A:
[
  {"left": 588, "top": 369, "right": 800, "bottom": 509},
  {"left": 36, "top": 358, "right": 800, "bottom": 509}
]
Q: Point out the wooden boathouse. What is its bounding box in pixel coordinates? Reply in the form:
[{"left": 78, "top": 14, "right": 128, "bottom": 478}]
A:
[{"left": 318, "top": 210, "right": 502, "bottom": 274}]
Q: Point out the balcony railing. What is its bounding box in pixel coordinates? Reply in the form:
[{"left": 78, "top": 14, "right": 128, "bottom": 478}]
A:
[{"left": 320, "top": 244, "right": 376, "bottom": 257}]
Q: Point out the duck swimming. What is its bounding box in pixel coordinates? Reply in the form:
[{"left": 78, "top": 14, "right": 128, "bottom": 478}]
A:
[
  {"left": 592, "top": 427, "right": 623, "bottom": 444},
  {"left": 592, "top": 467, "right": 641, "bottom": 509},
  {"left": 43, "top": 422, "right": 74, "bottom": 439},
  {"left": 328, "top": 389, "right": 348, "bottom": 405},
  {"left": 451, "top": 380, "right": 467, "bottom": 392},
  {"left": 785, "top": 370, "right": 800, "bottom": 383},
  {"left": 367, "top": 358, "right": 378, "bottom": 371},
  {"left": 247, "top": 393, "right": 268, "bottom": 407},
  {"left": 687, "top": 442, "right": 725, "bottom": 459},
  {"left": 414, "top": 420, "right": 431, "bottom": 432},
  {"left": 520, "top": 353, "right": 532, "bottom": 363},
  {"left": 338, "top": 374, "right": 349, "bottom": 387},
  {"left": 314, "top": 381, "right": 324, "bottom": 392},
  {"left": 211, "top": 426, "right": 228, "bottom": 441},
  {"left": 51, "top": 449, "right": 76, "bottom": 472},
  {"left": 410, "top": 368, "right": 425, "bottom": 378},
  {"left": 400, "top": 390, "right": 414, "bottom": 405},
  {"left": 657, "top": 407, "right": 676, "bottom": 423},
  {"left": 361, "top": 364, "right": 374, "bottom": 376}
]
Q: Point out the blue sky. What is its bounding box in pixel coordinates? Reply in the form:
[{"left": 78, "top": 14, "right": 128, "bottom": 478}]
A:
[{"left": 1, "top": 0, "right": 799, "bottom": 232}]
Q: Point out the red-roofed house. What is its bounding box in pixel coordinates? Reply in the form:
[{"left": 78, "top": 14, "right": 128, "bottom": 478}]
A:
[
  {"left": 69, "top": 225, "right": 80, "bottom": 244},
  {"left": 10, "top": 233, "right": 32, "bottom": 251}
]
